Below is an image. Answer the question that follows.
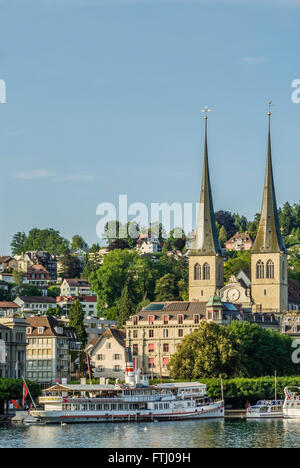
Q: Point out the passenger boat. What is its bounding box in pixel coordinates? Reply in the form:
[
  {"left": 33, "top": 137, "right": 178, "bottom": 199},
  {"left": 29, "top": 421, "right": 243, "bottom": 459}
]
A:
[
  {"left": 283, "top": 387, "right": 300, "bottom": 419},
  {"left": 30, "top": 365, "right": 224, "bottom": 424},
  {"left": 246, "top": 400, "right": 284, "bottom": 418}
]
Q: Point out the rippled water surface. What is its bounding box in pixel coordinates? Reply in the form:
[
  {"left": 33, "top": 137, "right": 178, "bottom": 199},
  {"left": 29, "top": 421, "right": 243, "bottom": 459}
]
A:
[{"left": 1, "top": 418, "right": 300, "bottom": 448}]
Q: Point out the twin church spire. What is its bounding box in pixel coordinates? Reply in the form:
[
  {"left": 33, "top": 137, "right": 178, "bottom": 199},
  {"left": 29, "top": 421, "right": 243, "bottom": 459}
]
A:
[
  {"left": 189, "top": 113, "right": 222, "bottom": 257},
  {"left": 189, "top": 105, "right": 287, "bottom": 310},
  {"left": 252, "top": 110, "right": 286, "bottom": 254}
]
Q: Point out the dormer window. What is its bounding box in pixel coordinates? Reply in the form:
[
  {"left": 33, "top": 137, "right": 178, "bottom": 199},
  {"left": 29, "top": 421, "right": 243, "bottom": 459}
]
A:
[
  {"left": 54, "top": 326, "right": 63, "bottom": 335},
  {"left": 148, "top": 315, "right": 154, "bottom": 324},
  {"left": 163, "top": 315, "right": 169, "bottom": 325},
  {"left": 133, "top": 316, "right": 138, "bottom": 326},
  {"left": 178, "top": 314, "right": 183, "bottom": 325},
  {"left": 26, "top": 327, "right": 32, "bottom": 335},
  {"left": 194, "top": 314, "right": 200, "bottom": 325},
  {"left": 38, "top": 327, "right": 44, "bottom": 334}
]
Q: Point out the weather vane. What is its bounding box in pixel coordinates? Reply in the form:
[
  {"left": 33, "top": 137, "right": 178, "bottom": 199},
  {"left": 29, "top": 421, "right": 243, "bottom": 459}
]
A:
[
  {"left": 201, "top": 106, "right": 211, "bottom": 119},
  {"left": 268, "top": 101, "right": 275, "bottom": 115}
]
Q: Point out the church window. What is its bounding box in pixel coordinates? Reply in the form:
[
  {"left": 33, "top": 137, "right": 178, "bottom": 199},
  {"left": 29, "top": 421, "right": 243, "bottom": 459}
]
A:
[
  {"left": 266, "top": 259, "right": 274, "bottom": 279},
  {"left": 194, "top": 263, "right": 201, "bottom": 280},
  {"left": 256, "top": 260, "right": 264, "bottom": 279},
  {"left": 203, "top": 263, "right": 210, "bottom": 280}
]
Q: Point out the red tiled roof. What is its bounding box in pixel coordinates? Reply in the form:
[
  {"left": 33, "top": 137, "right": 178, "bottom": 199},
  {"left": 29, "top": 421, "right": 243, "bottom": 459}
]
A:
[{"left": 0, "top": 301, "right": 20, "bottom": 309}]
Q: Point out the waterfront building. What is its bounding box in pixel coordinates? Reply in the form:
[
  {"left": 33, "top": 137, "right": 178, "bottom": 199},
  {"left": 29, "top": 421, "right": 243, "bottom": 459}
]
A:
[
  {"left": 0, "top": 314, "right": 27, "bottom": 378},
  {"left": 26, "top": 316, "right": 70, "bottom": 387},
  {"left": 87, "top": 328, "right": 126, "bottom": 380},
  {"left": 125, "top": 298, "right": 240, "bottom": 377}
]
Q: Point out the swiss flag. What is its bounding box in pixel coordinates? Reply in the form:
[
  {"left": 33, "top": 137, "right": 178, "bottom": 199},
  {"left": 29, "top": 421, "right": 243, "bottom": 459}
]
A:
[{"left": 22, "top": 382, "right": 29, "bottom": 407}]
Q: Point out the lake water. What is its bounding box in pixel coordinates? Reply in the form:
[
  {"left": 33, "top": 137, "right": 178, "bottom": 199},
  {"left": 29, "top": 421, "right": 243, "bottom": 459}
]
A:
[{"left": 1, "top": 418, "right": 300, "bottom": 448}]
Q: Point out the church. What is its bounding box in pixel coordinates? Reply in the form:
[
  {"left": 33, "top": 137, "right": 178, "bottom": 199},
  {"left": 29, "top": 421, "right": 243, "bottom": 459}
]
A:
[
  {"left": 189, "top": 109, "right": 298, "bottom": 314},
  {"left": 125, "top": 109, "right": 299, "bottom": 376}
]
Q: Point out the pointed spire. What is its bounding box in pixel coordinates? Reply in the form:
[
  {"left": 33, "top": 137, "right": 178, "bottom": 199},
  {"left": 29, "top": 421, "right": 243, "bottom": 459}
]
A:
[
  {"left": 190, "top": 112, "right": 222, "bottom": 256},
  {"left": 252, "top": 108, "right": 286, "bottom": 254}
]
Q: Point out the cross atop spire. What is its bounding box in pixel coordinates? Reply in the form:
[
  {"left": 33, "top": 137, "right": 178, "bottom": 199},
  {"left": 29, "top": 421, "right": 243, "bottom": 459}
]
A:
[
  {"left": 252, "top": 107, "right": 286, "bottom": 254},
  {"left": 190, "top": 112, "right": 222, "bottom": 256}
]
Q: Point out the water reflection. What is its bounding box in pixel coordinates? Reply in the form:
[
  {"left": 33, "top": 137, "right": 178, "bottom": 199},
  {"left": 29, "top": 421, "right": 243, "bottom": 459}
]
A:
[{"left": 1, "top": 419, "right": 300, "bottom": 448}]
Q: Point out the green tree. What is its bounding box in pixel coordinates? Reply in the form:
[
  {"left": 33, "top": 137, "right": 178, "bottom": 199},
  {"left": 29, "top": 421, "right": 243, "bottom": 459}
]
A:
[
  {"left": 118, "top": 282, "right": 135, "bottom": 327},
  {"left": 224, "top": 250, "right": 251, "bottom": 283},
  {"left": 59, "top": 253, "right": 82, "bottom": 279},
  {"left": 228, "top": 321, "right": 298, "bottom": 377},
  {"left": 11, "top": 232, "right": 26, "bottom": 255},
  {"left": 14, "top": 284, "right": 43, "bottom": 298},
  {"left": 219, "top": 225, "right": 228, "bottom": 246},
  {"left": 71, "top": 235, "right": 88, "bottom": 251},
  {"left": 22, "top": 228, "right": 69, "bottom": 255},
  {"left": 154, "top": 273, "right": 178, "bottom": 301},
  {"left": 168, "top": 322, "right": 241, "bottom": 380},
  {"left": 46, "top": 306, "right": 62, "bottom": 317},
  {"left": 48, "top": 285, "right": 61, "bottom": 298},
  {"left": 12, "top": 270, "right": 24, "bottom": 287},
  {"left": 69, "top": 299, "right": 87, "bottom": 347}
]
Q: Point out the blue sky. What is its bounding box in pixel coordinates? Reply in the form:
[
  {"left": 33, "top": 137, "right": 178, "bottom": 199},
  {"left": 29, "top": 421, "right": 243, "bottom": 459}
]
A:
[{"left": 0, "top": 0, "right": 299, "bottom": 253}]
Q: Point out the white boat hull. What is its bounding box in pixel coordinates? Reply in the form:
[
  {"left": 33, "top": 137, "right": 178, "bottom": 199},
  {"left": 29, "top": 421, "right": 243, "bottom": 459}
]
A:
[
  {"left": 246, "top": 412, "right": 283, "bottom": 419},
  {"left": 32, "top": 403, "right": 224, "bottom": 424}
]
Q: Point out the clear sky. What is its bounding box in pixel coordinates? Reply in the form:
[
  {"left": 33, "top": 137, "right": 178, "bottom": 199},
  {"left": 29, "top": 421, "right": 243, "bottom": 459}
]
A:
[{"left": 0, "top": 0, "right": 299, "bottom": 253}]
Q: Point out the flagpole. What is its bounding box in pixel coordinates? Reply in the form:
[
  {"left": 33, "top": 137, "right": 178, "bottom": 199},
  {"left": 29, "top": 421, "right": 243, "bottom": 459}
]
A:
[{"left": 22, "top": 376, "right": 36, "bottom": 409}]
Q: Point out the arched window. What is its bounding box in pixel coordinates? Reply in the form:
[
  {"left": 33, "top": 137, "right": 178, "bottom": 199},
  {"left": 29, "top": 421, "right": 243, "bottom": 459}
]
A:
[
  {"left": 266, "top": 259, "right": 274, "bottom": 279},
  {"left": 194, "top": 263, "right": 201, "bottom": 280},
  {"left": 256, "top": 260, "right": 264, "bottom": 279},
  {"left": 203, "top": 263, "right": 210, "bottom": 280}
]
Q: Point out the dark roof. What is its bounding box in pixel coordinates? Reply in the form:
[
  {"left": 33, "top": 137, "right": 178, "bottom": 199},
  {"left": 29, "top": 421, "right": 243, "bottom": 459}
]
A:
[
  {"left": 288, "top": 279, "right": 300, "bottom": 305},
  {"left": 64, "top": 279, "right": 90, "bottom": 287},
  {"left": 130, "top": 300, "right": 238, "bottom": 323},
  {"left": 89, "top": 328, "right": 126, "bottom": 350},
  {"left": 17, "top": 296, "right": 56, "bottom": 304}
]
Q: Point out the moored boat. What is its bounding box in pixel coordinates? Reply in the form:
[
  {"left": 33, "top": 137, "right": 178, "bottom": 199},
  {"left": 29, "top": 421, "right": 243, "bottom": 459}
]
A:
[
  {"left": 246, "top": 400, "right": 284, "bottom": 418},
  {"left": 283, "top": 387, "right": 300, "bottom": 419},
  {"left": 30, "top": 364, "right": 224, "bottom": 424}
]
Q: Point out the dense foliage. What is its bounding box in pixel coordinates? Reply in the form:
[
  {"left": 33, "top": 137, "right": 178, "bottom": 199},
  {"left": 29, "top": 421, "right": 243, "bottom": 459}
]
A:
[
  {"left": 150, "top": 376, "right": 300, "bottom": 405},
  {"left": 168, "top": 322, "right": 300, "bottom": 380},
  {"left": 89, "top": 249, "right": 188, "bottom": 321}
]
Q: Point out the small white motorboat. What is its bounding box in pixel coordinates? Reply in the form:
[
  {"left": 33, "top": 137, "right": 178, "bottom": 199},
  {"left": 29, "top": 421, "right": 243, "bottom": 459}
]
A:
[{"left": 246, "top": 400, "right": 284, "bottom": 418}]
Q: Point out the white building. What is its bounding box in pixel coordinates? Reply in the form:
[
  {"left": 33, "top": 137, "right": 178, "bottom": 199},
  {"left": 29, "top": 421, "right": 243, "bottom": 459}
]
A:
[{"left": 14, "top": 296, "right": 57, "bottom": 314}]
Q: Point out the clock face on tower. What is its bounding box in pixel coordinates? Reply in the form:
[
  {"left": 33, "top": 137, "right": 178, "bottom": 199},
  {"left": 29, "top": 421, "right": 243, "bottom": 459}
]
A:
[{"left": 227, "top": 288, "right": 240, "bottom": 302}]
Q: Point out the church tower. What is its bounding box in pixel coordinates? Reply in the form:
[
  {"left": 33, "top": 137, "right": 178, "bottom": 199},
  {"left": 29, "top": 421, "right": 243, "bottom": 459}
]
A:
[
  {"left": 189, "top": 113, "right": 224, "bottom": 302},
  {"left": 251, "top": 109, "right": 288, "bottom": 313}
]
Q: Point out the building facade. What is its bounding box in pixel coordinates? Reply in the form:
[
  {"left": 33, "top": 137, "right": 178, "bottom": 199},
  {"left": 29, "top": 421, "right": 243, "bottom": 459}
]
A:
[
  {"left": 87, "top": 328, "right": 127, "bottom": 380},
  {"left": 26, "top": 316, "right": 70, "bottom": 387},
  {"left": 125, "top": 300, "right": 240, "bottom": 377},
  {"left": 0, "top": 315, "right": 27, "bottom": 378}
]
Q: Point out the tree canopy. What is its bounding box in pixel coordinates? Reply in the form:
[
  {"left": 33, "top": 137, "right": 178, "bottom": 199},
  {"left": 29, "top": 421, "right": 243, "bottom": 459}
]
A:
[{"left": 168, "top": 321, "right": 300, "bottom": 380}]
